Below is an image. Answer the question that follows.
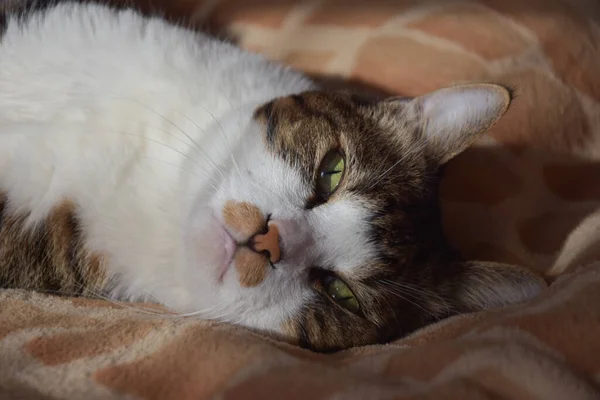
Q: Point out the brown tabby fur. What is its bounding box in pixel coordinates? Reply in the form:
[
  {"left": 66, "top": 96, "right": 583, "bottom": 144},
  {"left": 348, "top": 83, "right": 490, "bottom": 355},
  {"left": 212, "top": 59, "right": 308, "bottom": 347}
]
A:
[{"left": 0, "top": 195, "right": 108, "bottom": 297}]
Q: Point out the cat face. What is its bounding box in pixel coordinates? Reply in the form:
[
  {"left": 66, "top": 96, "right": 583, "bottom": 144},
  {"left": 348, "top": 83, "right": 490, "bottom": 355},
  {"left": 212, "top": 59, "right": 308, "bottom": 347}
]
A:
[{"left": 182, "top": 84, "right": 545, "bottom": 351}]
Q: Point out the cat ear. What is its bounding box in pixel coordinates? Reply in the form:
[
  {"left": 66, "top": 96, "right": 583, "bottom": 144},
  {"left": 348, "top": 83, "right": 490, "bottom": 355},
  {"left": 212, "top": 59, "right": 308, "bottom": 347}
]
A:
[
  {"left": 451, "top": 261, "right": 547, "bottom": 312},
  {"left": 403, "top": 84, "right": 512, "bottom": 165}
]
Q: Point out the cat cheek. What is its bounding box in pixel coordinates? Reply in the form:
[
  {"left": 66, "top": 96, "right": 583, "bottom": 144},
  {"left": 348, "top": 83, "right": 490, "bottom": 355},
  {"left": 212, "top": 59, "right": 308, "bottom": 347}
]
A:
[
  {"left": 234, "top": 247, "right": 269, "bottom": 287},
  {"left": 278, "top": 317, "right": 302, "bottom": 346}
]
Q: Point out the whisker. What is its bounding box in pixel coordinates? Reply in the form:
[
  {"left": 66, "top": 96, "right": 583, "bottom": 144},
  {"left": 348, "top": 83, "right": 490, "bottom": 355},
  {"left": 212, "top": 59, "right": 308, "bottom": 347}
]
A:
[
  {"left": 366, "top": 138, "right": 428, "bottom": 191},
  {"left": 186, "top": 99, "right": 242, "bottom": 179},
  {"left": 141, "top": 157, "right": 219, "bottom": 191},
  {"left": 381, "top": 279, "right": 446, "bottom": 303},
  {"left": 108, "top": 95, "right": 228, "bottom": 179},
  {"left": 28, "top": 285, "right": 179, "bottom": 317},
  {"left": 220, "top": 90, "right": 245, "bottom": 178},
  {"left": 1, "top": 123, "right": 222, "bottom": 190},
  {"left": 378, "top": 283, "right": 439, "bottom": 320},
  {"left": 380, "top": 279, "right": 451, "bottom": 316},
  {"left": 135, "top": 285, "right": 234, "bottom": 320}
]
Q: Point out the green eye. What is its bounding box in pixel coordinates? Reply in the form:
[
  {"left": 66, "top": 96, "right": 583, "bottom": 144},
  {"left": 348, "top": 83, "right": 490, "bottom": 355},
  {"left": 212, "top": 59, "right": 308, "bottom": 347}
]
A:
[
  {"left": 316, "top": 150, "right": 345, "bottom": 198},
  {"left": 323, "top": 276, "right": 360, "bottom": 314}
]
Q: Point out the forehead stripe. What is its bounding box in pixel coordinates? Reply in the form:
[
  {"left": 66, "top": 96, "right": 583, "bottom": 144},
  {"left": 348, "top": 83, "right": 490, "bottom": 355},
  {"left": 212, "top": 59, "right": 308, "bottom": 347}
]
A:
[
  {"left": 290, "top": 94, "right": 313, "bottom": 116},
  {"left": 264, "top": 102, "right": 277, "bottom": 144},
  {"left": 284, "top": 92, "right": 343, "bottom": 131}
]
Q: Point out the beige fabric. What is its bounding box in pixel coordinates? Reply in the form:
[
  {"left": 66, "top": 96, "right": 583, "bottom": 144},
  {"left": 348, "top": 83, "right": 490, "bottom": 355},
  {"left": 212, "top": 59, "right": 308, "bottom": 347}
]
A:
[
  {"left": 2, "top": 0, "right": 600, "bottom": 398},
  {"left": 2, "top": 264, "right": 600, "bottom": 399}
]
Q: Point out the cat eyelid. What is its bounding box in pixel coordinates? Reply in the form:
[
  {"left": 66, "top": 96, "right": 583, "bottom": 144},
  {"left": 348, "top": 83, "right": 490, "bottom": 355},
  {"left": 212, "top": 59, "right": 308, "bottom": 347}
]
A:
[
  {"left": 315, "top": 145, "right": 345, "bottom": 170},
  {"left": 309, "top": 268, "right": 358, "bottom": 298},
  {"left": 305, "top": 147, "right": 347, "bottom": 209}
]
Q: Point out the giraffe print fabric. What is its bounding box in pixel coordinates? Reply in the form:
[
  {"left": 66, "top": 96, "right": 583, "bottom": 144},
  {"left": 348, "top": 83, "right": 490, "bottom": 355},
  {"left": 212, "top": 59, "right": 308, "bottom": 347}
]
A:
[{"left": 1, "top": 264, "right": 599, "bottom": 399}]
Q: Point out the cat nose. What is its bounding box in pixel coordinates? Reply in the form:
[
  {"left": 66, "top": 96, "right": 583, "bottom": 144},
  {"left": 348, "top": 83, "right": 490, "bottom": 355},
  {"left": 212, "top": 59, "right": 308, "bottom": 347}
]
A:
[{"left": 249, "top": 221, "right": 281, "bottom": 264}]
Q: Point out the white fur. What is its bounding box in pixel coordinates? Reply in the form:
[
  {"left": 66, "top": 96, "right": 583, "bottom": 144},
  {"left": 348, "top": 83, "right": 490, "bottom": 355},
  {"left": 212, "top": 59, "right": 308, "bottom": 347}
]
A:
[{"left": 0, "top": 4, "right": 376, "bottom": 334}]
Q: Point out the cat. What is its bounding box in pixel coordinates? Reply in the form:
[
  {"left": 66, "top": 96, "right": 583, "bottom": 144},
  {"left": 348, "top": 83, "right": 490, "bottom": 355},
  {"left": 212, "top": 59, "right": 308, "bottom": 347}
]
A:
[{"left": 0, "top": 1, "right": 546, "bottom": 351}]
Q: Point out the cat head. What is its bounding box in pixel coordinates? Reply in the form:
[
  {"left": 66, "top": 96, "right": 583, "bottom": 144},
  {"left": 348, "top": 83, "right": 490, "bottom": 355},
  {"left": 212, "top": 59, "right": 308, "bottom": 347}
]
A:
[{"left": 182, "top": 83, "right": 545, "bottom": 352}]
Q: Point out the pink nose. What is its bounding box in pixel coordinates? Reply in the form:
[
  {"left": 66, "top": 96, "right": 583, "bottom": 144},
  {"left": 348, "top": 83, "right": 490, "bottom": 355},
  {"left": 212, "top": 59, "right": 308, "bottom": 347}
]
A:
[{"left": 251, "top": 222, "right": 281, "bottom": 263}]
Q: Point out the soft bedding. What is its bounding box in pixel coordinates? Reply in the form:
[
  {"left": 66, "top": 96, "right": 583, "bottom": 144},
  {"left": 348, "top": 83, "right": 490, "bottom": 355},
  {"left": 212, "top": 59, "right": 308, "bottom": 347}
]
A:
[{"left": 2, "top": 0, "right": 600, "bottom": 398}]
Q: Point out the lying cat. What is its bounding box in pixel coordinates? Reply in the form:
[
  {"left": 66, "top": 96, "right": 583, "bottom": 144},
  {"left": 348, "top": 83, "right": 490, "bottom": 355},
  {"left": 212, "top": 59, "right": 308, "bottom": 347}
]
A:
[{"left": 0, "top": 1, "right": 545, "bottom": 351}]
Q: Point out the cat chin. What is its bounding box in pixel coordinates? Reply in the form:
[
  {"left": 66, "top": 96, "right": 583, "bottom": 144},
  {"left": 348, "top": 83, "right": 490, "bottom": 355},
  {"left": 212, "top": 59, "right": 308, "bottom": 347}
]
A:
[
  {"left": 182, "top": 204, "right": 230, "bottom": 284},
  {"left": 214, "top": 217, "right": 237, "bottom": 283}
]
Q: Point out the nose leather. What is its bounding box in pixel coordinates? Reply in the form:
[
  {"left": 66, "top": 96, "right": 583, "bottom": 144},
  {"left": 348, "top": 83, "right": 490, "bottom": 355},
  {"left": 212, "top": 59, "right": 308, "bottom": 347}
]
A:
[{"left": 252, "top": 222, "right": 281, "bottom": 263}]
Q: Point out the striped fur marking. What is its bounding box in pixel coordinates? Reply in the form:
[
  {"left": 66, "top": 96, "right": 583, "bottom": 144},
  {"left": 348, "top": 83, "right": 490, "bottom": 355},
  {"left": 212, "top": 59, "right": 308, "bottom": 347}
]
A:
[{"left": 0, "top": 194, "right": 108, "bottom": 297}]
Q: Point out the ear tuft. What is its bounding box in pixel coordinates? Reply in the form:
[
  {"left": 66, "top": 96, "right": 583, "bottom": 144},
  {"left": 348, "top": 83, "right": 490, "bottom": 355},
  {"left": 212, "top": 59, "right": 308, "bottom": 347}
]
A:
[
  {"left": 412, "top": 83, "right": 512, "bottom": 164},
  {"left": 452, "top": 261, "right": 547, "bottom": 312}
]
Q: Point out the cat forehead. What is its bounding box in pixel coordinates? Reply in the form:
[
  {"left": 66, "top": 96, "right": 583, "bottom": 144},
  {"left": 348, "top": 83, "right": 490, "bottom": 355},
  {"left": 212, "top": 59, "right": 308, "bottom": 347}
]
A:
[
  {"left": 251, "top": 91, "right": 431, "bottom": 194},
  {"left": 252, "top": 92, "right": 351, "bottom": 172}
]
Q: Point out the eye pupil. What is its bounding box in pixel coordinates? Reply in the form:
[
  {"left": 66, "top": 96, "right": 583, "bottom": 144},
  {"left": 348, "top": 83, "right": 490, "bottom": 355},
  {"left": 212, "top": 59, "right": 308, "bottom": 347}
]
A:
[
  {"left": 316, "top": 150, "right": 345, "bottom": 199},
  {"left": 323, "top": 276, "right": 360, "bottom": 314}
]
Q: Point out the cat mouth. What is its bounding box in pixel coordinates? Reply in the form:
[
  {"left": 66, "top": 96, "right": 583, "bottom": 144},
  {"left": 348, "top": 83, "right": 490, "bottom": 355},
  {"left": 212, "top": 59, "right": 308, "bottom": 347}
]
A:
[{"left": 217, "top": 223, "right": 237, "bottom": 283}]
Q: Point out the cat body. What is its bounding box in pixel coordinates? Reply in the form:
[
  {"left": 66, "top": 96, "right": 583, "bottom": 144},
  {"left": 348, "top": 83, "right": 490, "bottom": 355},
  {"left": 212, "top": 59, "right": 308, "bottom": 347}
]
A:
[{"left": 0, "top": 2, "right": 545, "bottom": 351}]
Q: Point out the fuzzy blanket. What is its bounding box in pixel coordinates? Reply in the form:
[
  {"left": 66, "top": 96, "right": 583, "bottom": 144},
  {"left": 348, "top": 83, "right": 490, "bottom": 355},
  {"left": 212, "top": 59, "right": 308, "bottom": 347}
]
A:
[
  {"left": 2, "top": 0, "right": 600, "bottom": 398},
  {"left": 1, "top": 262, "right": 600, "bottom": 399}
]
